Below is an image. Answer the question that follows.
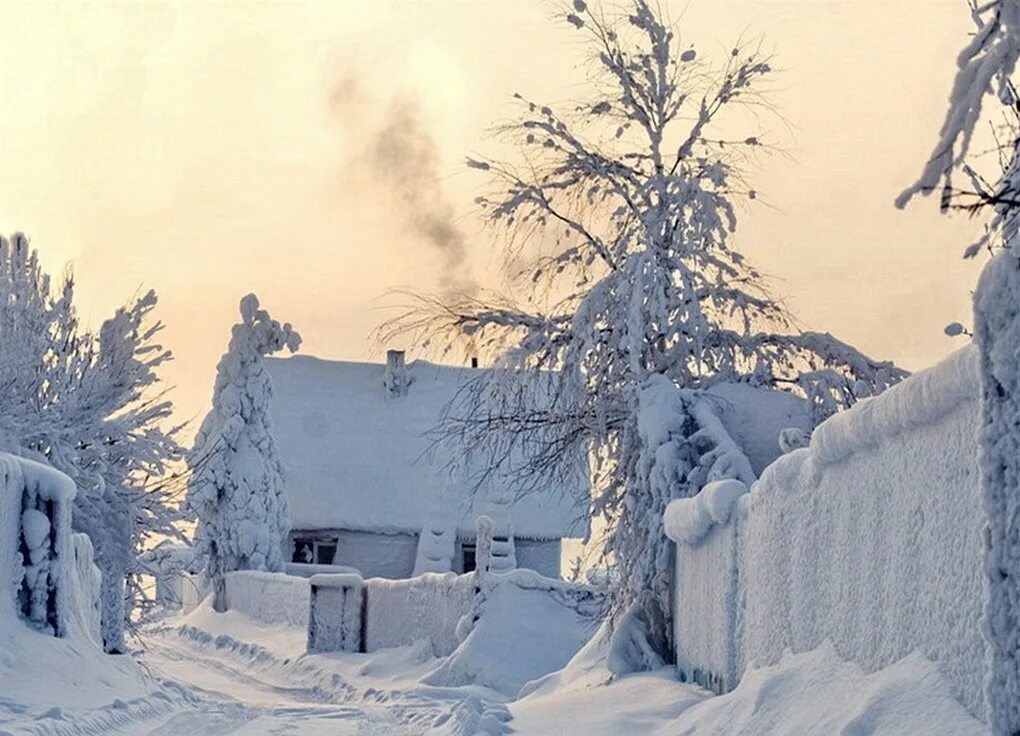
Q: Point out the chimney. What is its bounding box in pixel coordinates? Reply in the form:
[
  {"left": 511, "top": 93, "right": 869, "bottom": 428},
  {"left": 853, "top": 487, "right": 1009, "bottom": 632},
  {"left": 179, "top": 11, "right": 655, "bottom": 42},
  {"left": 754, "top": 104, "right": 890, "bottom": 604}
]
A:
[
  {"left": 384, "top": 349, "right": 409, "bottom": 398},
  {"left": 471, "top": 356, "right": 479, "bottom": 369}
]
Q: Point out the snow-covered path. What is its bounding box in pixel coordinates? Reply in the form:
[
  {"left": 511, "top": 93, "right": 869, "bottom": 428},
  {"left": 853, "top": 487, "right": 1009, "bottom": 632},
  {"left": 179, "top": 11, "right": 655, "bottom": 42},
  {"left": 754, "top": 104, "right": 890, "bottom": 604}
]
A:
[
  {"left": 4, "top": 608, "right": 511, "bottom": 736},
  {"left": 106, "top": 611, "right": 511, "bottom": 736},
  {"left": 133, "top": 634, "right": 382, "bottom": 735}
]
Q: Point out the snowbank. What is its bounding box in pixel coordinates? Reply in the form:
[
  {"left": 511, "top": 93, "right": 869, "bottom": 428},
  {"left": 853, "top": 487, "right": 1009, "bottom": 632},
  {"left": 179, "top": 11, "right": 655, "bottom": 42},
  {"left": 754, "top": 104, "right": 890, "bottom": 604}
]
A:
[
  {"left": 509, "top": 643, "right": 983, "bottom": 736},
  {"left": 423, "top": 570, "right": 603, "bottom": 696},
  {"left": 668, "top": 346, "right": 989, "bottom": 718},
  {"left": 222, "top": 570, "right": 309, "bottom": 629}
]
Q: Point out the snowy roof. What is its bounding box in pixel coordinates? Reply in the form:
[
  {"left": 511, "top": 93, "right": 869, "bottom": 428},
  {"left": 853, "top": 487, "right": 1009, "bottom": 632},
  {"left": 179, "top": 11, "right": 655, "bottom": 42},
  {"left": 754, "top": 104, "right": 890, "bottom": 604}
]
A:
[
  {"left": 702, "top": 382, "right": 815, "bottom": 476},
  {"left": 264, "top": 355, "right": 588, "bottom": 539}
]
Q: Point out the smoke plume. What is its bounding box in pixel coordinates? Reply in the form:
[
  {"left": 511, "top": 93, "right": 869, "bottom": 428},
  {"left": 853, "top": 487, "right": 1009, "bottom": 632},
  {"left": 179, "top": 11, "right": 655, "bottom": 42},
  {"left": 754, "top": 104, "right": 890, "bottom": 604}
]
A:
[{"left": 330, "top": 77, "right": 476, "bottom": 296}]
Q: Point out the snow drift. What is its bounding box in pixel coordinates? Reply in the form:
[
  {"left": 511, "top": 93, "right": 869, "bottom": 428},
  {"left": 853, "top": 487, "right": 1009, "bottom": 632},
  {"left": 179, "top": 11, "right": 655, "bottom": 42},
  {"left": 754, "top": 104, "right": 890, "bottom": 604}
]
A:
[{"left": 423, "top": 570, "right": 603, "bottom": 696}]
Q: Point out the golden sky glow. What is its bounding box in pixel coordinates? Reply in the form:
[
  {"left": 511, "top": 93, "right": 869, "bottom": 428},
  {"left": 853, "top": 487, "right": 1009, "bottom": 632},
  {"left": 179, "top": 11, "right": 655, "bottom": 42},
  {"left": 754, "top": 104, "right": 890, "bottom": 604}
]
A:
[{"left": 0, "top": 0, "right": 986, "bottom": 431}]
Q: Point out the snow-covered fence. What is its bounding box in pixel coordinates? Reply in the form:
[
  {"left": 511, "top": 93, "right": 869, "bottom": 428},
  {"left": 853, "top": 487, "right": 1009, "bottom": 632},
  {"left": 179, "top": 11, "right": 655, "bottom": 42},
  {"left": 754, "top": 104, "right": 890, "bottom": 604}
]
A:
[
  {"left": 667, "top": 346, "right": 989, "bottom": 719},
  {"left": 307, "top": 571, "right": 478, "bottom": 656},
  {"left": 1, "top": 454, "right": 78, "bottom": 637},
  {"left": 665, "top": 480, "right": 746, "bottom": 694},
  {"left": 364, "top": 572, "right": 477, "bottom": 655},
  {"left": 222, "top": 570, "right": 310, "bottom": 628}
]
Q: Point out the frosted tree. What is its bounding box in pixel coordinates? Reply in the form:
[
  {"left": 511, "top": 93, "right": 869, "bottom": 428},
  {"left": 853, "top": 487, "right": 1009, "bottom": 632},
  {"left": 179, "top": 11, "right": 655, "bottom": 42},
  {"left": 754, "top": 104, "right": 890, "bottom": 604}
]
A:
[
  {"left": 899, "top": 2, "right": 1020, "bottom": 730},
  {"left": 385, "top": 0, "right": 904, "bottom": 665},
  {"left": 0, "top": 233, "right": 183, "bottom": 652},
  {"left": 187, "top": 294, "right": 300, "bottom": 611}
]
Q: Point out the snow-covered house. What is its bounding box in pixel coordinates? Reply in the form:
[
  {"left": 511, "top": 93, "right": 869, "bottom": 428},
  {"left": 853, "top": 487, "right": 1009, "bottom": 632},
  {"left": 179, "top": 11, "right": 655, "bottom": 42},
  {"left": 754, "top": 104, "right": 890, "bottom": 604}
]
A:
[{"left": 264, "top": 351, "right": 588, "bottom": 579}]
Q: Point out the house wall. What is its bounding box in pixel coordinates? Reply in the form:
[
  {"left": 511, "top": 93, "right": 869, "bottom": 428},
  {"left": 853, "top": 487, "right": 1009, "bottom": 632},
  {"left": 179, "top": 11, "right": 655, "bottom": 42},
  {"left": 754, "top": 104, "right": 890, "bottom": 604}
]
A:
[
  {"left": 453, "top": 536, "right": 562, "bottom": 577},
  {"left": 515, "top": 538, "right": 561, "bottom": 579},
  {"left": 290, "top": 529, "right": 417, "bottom": 579},
  {"left": 293, "top": 530, "right": 562, "bottom": 579}
]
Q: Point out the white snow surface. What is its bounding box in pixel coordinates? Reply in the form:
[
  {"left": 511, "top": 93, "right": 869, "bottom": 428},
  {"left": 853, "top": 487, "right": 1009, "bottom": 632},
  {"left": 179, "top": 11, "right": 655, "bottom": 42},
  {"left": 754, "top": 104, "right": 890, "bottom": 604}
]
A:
[
  {"left": 264, "top": 355, "right": 587, "bottom": 539},
  {"left": 511, "top": 643, "right": 983, "bottom": 736},
  {"left": 423, "top": 571, "right": 602, "bottom": 696},
  {"left": 1, "top": 584, "right": 985, "bottom": 735}
]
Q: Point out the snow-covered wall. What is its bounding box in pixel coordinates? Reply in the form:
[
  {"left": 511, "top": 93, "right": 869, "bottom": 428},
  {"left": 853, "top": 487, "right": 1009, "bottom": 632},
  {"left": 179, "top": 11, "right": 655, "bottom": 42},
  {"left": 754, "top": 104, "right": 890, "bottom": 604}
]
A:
[
  {"left": 365, "top": 572, "right": 477, "bottom": 656},
  {"left": 667, "top": 346, "right": 989, "bottom": 719},
  {"left": 0, "top": 453, "right": 77, "bottom": 637},
  {"left": 223, "top": 570, "right": 309, "bottom": 628}
]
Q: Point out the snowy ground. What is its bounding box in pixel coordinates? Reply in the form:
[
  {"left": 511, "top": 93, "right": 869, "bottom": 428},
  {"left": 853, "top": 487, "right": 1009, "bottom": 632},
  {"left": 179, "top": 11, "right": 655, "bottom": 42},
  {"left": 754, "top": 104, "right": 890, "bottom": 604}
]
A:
[{"left": 1, "top": 602, "right": 986, "bottom": 735}]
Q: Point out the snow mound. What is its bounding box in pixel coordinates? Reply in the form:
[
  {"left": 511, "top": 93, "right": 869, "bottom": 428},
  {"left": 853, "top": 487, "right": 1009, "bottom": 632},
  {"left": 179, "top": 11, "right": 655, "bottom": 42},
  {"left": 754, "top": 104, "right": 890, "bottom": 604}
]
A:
[
  {"left": 664, "top": 480, "right": 748, "bottom": 546},
  {"left": 509, "top": 645, "right": 983, "bottom": 736},
  {"left": 423, "top": 571, "right": 602, "bottom": 696},
  {"left": 671, "top": 645, "right": 984, "bottom": 736}
]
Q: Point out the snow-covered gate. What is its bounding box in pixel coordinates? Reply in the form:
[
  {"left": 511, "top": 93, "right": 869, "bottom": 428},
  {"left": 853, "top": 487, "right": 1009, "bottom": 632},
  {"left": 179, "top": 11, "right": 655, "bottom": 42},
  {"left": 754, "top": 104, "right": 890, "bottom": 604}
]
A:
[
  {"left": 307, "top": 571, "right": 478, "bottom": 655},
  {"left": 0, "top": 454, "right": 79, "bottom": 637},
  {"left": 666, "top": 346, "right": 992, "bottom": 720}
]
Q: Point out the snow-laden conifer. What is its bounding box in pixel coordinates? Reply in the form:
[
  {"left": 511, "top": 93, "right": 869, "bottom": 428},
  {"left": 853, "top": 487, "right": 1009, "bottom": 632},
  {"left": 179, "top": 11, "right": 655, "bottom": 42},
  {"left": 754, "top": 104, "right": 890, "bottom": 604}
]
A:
[{"left": 187, "top": 294, "right": 300, "bottom": 610}]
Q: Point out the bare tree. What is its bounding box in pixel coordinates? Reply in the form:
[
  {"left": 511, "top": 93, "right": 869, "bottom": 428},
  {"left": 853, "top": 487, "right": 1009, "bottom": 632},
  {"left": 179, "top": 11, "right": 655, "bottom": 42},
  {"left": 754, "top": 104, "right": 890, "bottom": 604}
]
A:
[{"left": 385, "top": 0, "right": 903, "bottom": 665}]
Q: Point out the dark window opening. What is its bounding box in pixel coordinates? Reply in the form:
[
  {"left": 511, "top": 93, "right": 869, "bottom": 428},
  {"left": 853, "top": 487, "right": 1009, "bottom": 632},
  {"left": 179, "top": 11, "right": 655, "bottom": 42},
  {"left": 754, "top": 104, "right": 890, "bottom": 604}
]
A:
[
  {"left": 315, "top": 543, "right": 337, "bottom": 565},
  {"left": 293, "top": 539, "right": 313, "bottom": 564},
  {"left": 462, "top": 543, "right": 477, "bottom": 573},
  {"left": 292, "top": 538, "right": 338, "bottom": 565}
]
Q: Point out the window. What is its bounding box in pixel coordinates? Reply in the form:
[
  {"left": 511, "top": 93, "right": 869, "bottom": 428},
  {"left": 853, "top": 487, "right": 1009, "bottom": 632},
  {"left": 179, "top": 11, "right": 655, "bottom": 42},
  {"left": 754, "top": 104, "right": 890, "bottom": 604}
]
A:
[
  {"left": 461, "top": 543, "right": 477, "bottom": 574},
  {"left": 292, "top": 537, "right": 338, "bottom": 565},
  {"left": 293, "top": 539, "right": 313, "bottom": 564},
  {"left": 315, "top": 542, "right": 337, "bottom": 565}
]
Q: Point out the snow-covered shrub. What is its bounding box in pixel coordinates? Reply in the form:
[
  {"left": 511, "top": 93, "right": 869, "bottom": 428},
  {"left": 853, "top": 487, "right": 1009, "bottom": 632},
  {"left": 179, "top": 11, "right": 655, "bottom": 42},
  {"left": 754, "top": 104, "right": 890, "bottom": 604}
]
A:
[{"left": 187, "top": 294, "right": 300, "bottom": 609}]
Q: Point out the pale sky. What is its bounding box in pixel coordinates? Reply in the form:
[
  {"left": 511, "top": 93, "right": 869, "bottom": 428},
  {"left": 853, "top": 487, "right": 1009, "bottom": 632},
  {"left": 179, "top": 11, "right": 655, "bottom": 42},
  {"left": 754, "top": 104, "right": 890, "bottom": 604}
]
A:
[{"left": 0, "top": 0, "right": 986, "bottom": 433}]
